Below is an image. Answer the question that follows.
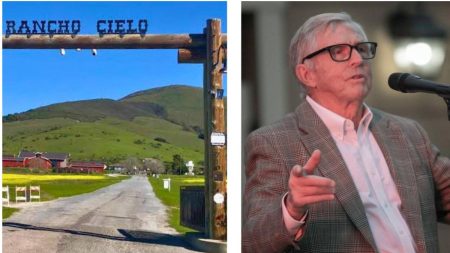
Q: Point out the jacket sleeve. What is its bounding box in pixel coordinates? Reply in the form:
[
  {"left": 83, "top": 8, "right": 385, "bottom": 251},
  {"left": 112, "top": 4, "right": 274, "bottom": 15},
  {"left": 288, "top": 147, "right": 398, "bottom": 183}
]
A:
[
  {"left": 242, "top": 131, "right": 298, "bottom": 253},
  {"left": 414, "top": 122, "right": 450, "bottom": 223}
]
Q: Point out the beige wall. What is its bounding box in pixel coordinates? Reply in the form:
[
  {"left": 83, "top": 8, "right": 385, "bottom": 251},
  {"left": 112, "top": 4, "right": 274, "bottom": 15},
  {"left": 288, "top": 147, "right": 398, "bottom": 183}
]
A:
[{"left": 242, "top": 2, "right": 450, "bottom": 250}]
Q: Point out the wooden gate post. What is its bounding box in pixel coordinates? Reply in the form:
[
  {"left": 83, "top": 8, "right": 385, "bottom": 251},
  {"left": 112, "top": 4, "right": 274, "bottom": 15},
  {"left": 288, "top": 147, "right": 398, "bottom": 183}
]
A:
[{"left": 204, "top": 19, "right": 227, "bottom": 240}]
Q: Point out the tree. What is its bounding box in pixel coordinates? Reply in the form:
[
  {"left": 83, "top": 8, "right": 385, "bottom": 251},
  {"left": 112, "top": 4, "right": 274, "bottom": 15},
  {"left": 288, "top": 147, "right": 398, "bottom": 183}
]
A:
[
  {"left": 195, "top": 160, "right": 205, "bottom": 175},
  {"left": 123, "top": 157, "right": 142, "bottom": 174},
  {"left": 143, "top": 158, "right": 165, "bottom": 175},
  {"left": 163, "top": 161, "right": 172, "bottom": 174},
  {"left": 171, "top": 154, "right": 187, "bottom": 175}
]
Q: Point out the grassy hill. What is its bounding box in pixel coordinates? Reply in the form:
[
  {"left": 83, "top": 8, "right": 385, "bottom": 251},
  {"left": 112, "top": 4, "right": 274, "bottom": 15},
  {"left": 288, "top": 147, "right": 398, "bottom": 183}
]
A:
[
  {"left": 3, "top": 99, "right": 162, "bottom": 122},
  {"left": 3, "top": 85, "right": 202, "bottom": 126},
  {"left": 120, "top": 85, "right": 204, "bottom": 130},
  {"left": 3, "top": 85, "right": 206, "bottom": 165}
]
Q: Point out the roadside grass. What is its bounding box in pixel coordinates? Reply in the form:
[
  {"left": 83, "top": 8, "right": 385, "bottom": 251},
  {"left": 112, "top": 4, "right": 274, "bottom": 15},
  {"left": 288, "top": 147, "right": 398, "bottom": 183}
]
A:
[
  {"left": 2, "top": 173, "right": 130, "bottom": 219},
  {"left": 148, "top": 175, "right": 204, "bottom": 233},
  {"left": 3, "top": 207, "right": 20, "bottom": 219}
]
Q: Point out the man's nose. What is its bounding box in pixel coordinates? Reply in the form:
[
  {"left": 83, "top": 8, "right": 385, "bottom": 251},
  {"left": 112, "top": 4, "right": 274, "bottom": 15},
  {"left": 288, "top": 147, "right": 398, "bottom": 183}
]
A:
[{"left": 349, "top": 48, "right": 364, "bottom": 65}]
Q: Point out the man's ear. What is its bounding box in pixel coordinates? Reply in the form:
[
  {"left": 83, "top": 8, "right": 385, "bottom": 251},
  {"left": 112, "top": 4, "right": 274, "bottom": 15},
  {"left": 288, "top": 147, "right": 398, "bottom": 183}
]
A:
[{"left": 295, "top": 64, "right": 316, "bottom": 89}]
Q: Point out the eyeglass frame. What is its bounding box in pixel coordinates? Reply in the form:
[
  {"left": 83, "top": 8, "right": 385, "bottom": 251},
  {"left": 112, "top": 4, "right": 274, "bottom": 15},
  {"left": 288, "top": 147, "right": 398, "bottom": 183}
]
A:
[{"left": 301, "top": 42, "right": 378, "bottom": 64}]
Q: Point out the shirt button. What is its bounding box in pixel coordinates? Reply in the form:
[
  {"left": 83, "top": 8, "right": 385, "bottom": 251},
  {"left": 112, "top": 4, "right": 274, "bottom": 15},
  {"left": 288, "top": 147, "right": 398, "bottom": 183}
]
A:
[
  {"left": 399, "top": 230, "right": 404, "bottom": 235},
  {"left": 384, "top": 203, "right": 388, "bottom": 208}
]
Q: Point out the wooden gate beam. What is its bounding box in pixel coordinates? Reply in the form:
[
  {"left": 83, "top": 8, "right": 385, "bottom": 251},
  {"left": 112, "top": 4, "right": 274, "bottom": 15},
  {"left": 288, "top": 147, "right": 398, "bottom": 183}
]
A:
[
  {"left": 178, "top": 46, "right": 227, "bottom": 64},
  {"left": 178, "top": 48, "right": 206, "bottom": 64},
  {"left": 3, "top": 34, "right": 226, "bottom": 49}
]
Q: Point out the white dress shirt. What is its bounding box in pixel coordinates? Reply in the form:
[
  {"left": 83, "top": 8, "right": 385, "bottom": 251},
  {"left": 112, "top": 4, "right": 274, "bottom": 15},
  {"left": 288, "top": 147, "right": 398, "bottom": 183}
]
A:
[{"left": 282, "top": 96, "right": 416, "bottom": 253}]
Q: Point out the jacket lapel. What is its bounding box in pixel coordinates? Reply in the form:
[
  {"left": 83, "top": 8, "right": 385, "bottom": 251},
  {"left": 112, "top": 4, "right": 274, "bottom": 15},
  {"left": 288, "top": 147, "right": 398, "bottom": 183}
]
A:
[
  {"left": 369, "top": 111, "right": 426, "bottom": 252},
  {"left": 294, "top": 101, "right": 378, "bottom": 252}
]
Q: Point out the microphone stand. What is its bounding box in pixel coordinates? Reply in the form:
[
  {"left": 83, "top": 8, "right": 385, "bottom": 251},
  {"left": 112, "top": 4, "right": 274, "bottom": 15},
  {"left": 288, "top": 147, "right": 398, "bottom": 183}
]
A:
[{"left": 441, "top": 95, "right": 450, "bottom": 121}]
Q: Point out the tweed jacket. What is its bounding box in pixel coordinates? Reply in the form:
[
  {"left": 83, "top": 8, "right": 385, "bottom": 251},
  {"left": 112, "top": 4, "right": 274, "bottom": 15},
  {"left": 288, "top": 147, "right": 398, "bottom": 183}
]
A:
[{"left": 243, "top": 100, "right": 450, "bottom": 253}]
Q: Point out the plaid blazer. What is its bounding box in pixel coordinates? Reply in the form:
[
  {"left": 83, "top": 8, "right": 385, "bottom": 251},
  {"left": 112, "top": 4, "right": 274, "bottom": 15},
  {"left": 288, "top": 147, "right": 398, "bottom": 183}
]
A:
[{"left": 243, "top": 101, "right": 450, "bottom": 253}]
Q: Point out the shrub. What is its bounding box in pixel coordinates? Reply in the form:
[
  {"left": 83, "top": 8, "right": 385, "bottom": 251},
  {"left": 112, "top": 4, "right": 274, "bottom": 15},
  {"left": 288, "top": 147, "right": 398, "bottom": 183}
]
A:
[
  {"left": 150, "top": 143, "right": 161, "bottom": 149},
  {"left": 154, "top": 137, "right": 168, "bottom": 143},
  {"left": 134, "top": 139, "right": 145, "bottom": 145}
]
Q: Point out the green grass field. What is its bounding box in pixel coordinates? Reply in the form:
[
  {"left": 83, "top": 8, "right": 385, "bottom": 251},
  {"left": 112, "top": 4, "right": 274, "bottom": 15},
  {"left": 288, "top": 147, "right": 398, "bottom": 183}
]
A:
[
  {"left": 148, "top": 175, "right": 204, "bottom": 233},
  {"left": 2, "top": 173, "right": 130, "bottom": 219},
  {"left": 3, "top": 116, "right": 203, "bottom": 164}
]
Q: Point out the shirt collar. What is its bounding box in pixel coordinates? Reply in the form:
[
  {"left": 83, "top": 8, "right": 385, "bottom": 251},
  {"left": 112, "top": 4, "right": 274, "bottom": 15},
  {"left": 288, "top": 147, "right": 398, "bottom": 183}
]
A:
[{"left": 306, "top": 96, "right": 373, "bottom": 140}]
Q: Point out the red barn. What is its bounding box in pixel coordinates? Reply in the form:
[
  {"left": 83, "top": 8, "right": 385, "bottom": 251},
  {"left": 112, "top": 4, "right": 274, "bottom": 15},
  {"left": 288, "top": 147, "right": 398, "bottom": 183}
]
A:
[
  {"left": 23, "top": 153, "right": 52, "bottom": 169},
  {"left": 70, "top": 161, "right": 106, "bottom": 174},
  {"left": 2, "top": 155, "right": 24, "bottom": 168},
  {"left": 19, "top": 150, "right": 69, "bottom": 168}
]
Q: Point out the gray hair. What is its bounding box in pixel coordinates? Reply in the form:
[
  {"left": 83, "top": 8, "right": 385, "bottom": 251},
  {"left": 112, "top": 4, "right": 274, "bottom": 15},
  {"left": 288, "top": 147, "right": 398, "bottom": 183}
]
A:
[{"left": 289, "top": 12, "right": 368, "bottom": 74}]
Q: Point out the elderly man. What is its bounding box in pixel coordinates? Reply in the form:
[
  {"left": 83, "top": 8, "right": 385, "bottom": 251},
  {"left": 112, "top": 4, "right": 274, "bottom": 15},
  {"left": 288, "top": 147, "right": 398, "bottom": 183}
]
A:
[{"left": 243, "top": 13, "right": 450, "bottom": 253}]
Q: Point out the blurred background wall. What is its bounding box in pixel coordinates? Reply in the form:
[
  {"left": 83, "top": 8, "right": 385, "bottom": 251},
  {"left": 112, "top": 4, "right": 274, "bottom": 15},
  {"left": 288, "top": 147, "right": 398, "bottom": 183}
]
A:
[{"left": 242, "top": 2, "right": 450, "bottom": 250}]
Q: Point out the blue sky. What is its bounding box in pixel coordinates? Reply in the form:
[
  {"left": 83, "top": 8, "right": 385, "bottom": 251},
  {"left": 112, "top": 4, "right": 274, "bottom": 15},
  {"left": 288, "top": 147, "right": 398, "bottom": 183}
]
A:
[{"left": 2, "top": 1, "right": 227, "bottom": 115}]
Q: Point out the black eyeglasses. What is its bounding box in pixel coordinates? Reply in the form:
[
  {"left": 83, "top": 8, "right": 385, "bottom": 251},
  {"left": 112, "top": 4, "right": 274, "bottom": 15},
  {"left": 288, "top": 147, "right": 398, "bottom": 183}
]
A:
[{"left": 301, "top": 42, "right": 378, "bottom": 64}]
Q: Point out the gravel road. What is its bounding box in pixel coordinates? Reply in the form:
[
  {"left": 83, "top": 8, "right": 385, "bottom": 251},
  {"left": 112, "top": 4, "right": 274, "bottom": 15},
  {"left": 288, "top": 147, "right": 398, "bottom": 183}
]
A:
[{"left": 3, "top": 175, "right": 202, "bottom": 253}]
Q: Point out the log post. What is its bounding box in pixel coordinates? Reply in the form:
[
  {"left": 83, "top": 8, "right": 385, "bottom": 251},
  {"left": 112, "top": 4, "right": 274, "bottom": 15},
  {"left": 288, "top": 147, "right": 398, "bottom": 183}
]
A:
[{"left": 204, "top": 18, "right": 227, "bottom": 240}]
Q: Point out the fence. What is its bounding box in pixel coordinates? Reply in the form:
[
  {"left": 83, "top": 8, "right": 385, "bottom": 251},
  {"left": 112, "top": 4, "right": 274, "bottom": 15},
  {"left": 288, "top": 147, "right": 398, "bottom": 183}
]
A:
[{"left": 180, "top": 185, "right": 205, "bottom": 232}]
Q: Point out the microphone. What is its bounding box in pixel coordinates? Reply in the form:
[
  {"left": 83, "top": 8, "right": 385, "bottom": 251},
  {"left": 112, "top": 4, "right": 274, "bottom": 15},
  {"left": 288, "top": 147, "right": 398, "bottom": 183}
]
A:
[{"left": 388, "top": 73, "right": 450, "bottom": 96}]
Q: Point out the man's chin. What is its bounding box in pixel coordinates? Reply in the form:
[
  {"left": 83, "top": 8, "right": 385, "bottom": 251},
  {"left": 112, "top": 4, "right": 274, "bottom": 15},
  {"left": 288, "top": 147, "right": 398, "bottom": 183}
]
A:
[
  {"left": 355, "top": 81, "right": 371, "bottom": 95},
  {"left": 348, "top": 85, "right": 370, "bottom": 102}
]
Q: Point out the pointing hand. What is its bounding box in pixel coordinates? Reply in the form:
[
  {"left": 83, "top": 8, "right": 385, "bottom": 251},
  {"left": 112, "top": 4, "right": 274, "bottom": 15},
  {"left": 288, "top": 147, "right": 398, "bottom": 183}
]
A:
[{"left": 286, "top": 150, "right": 336, "bottom": 220}]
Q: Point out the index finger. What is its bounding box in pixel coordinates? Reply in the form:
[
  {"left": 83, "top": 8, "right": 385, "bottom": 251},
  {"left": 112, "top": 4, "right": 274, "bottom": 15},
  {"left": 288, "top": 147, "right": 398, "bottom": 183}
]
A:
[{"left": 303, "top": 150, "right": 321, "bottom": 175}]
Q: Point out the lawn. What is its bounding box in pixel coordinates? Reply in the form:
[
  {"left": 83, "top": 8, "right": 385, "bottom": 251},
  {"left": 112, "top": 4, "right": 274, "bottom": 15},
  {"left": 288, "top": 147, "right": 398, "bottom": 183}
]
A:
[
  {"left": 2, "top": 207, "right": 20, "bottom": 219},
  {"left": 148, "top": 175, "right": 204, "bottom": 233},
  {"left": 2, "top": 173, "right": 130, "bottom": 219}
]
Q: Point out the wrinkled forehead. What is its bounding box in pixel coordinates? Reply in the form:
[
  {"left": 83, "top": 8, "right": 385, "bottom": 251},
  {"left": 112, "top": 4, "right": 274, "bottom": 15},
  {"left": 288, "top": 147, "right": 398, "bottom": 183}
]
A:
[{"left": 316, "top": 21, "right": 367, "bottom": 41}]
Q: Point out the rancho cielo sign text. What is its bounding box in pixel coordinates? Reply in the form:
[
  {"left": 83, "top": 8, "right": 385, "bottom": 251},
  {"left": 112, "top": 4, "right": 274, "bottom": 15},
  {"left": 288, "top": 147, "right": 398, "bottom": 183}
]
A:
[{"left": 5, "top": 19, "right": 148, "bottom": 38}]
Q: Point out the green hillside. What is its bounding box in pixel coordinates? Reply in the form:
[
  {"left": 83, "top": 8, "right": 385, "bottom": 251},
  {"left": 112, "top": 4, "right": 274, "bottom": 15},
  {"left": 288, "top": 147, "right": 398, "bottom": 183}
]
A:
[
  {"left": 3, "top": 85, "right": 206, "bottom": 165},
  {"left": 3, "top": 85, "right": 202, "bottom": 129},
  {"left": 3, "top": 98, "right": 167, "bottom": 122},
  {"left": 120, "top": 85, "right": 203, "bottom": 130},
  {"left": 3, "top": 117, "right": 203, "bottom": 164}
]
